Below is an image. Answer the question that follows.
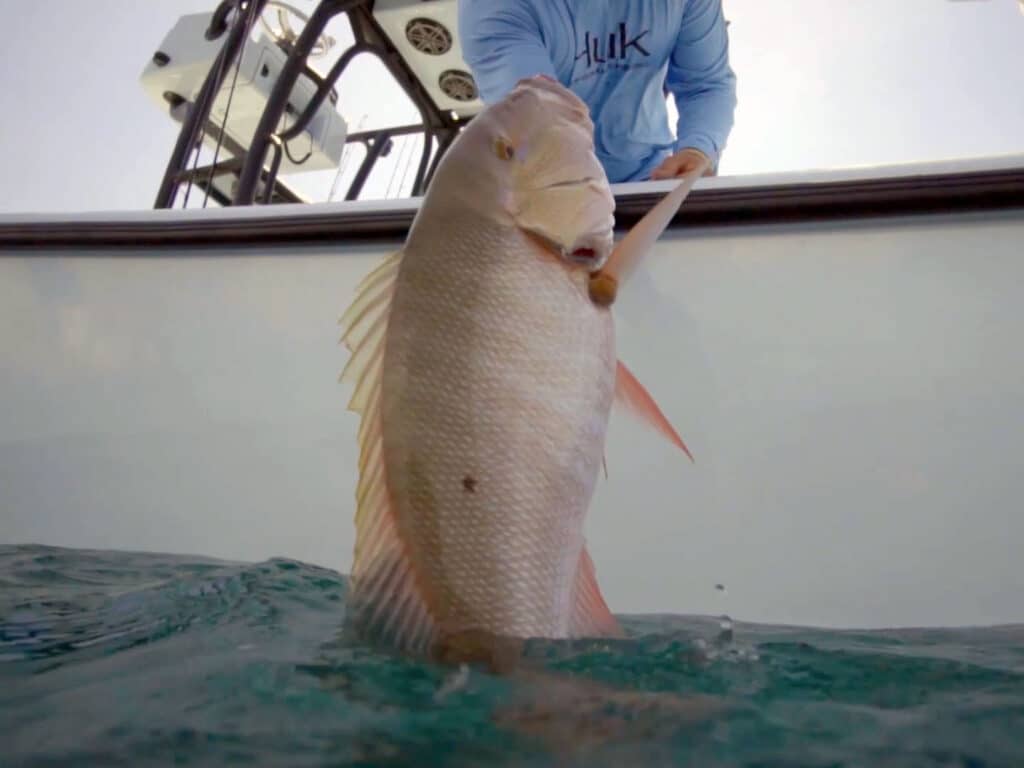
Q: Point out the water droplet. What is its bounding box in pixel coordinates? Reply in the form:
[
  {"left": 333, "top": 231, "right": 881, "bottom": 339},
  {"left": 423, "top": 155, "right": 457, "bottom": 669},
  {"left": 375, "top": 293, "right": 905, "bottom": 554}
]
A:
[
  {"left": 434, "top": 663, "right": 470, "bottom": 702},
  {"left": 716, "top": 614, "right": 734, "bottom": 646}
]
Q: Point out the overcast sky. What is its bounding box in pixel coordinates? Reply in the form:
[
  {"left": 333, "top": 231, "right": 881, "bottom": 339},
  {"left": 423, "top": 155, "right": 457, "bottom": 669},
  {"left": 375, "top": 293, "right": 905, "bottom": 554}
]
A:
[{"left": 0, "top": 0, "right": 1021, "bottom": 214}]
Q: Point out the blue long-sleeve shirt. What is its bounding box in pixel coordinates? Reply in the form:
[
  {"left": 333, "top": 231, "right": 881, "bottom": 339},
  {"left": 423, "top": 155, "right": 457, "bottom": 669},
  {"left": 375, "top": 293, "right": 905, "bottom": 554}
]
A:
[{"left": 457, "top": 0, "right": 737, "bottom": 183}]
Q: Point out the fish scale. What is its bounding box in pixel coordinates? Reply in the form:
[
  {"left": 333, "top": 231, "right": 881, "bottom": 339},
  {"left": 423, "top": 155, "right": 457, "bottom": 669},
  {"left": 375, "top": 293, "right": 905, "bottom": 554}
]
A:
[
  {"left": 381, "top": 219, "right": 616, "bottom": 640},
  {"left": 339, "top": 76, "right": 694, "bottom": 658}
]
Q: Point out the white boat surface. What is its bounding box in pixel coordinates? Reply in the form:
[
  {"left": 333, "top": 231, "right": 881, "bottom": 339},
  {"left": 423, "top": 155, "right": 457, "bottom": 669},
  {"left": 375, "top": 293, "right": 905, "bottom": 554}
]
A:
[{"left": 2, "top": 154, "right": 1023, "bottom": 630}]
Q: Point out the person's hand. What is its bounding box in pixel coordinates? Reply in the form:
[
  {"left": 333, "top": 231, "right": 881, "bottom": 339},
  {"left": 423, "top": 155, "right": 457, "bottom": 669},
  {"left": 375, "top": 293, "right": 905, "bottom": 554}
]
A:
[{"left": 650, "top": 147, "right": 714, "bottom": 180}]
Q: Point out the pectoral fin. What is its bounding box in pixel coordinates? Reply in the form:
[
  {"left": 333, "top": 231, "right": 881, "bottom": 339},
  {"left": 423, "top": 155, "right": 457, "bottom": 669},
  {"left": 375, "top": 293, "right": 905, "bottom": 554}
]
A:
[{"left": 614, "top": 359, "right": 694, "bottom": 462}]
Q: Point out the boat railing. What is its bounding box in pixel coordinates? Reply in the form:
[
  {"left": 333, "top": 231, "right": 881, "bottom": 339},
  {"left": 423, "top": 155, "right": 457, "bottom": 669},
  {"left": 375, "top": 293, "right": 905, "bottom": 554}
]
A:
[{"left": 155, "top": 0, "right": 466, "bottom": 210}]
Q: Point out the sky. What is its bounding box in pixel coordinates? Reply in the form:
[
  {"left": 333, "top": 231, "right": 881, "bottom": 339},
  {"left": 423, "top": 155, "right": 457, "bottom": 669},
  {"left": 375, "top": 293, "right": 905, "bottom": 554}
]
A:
[{"left": 0, "top": 0, "right": 1021, "bottom": 213}]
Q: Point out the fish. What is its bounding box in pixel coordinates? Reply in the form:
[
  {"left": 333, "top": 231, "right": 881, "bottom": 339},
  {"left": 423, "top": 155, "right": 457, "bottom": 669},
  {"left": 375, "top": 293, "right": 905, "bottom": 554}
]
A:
[{"left": 338, "top": 75, "right": 695, "bottom": 664}]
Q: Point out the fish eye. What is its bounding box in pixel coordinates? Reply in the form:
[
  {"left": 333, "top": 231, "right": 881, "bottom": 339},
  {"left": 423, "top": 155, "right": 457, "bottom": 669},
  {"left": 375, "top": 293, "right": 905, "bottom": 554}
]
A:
[{"left": 493, "top": 137, "right": 515, "bottom": 161}]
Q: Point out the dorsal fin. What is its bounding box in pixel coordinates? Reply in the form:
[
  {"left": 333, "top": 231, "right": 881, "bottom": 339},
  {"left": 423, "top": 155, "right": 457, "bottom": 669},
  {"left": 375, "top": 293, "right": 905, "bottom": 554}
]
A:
[
  {"left": 339, "top": 251, "right": 441, "bottom": 655},
  {"left": 614, "top": 360, "right": 694, "bottom": 462},
  {"left": 570, "top": 545, "right": 623, "bottom": 638}
]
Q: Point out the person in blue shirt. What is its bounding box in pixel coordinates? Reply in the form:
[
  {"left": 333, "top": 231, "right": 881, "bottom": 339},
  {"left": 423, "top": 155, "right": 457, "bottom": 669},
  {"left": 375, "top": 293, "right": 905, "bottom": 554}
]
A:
[{"left": 457, "top": 0, "right": 737, "bottom": 184}]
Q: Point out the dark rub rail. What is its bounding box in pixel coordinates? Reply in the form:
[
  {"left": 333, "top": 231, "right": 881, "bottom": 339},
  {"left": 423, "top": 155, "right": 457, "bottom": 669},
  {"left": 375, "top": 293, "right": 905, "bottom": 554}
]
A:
[{"left": 1, "top": 165, "right": 1022, "bottom": 251}]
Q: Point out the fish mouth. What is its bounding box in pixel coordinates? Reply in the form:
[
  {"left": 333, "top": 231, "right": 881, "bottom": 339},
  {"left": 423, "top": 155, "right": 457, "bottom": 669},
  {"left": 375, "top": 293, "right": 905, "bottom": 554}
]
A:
[
  {"left": 567, "top": 246, "right": 601, "bottom": 266},
  {"left": 522, "top": 227, "right": 611, "bottom": 271},
  {"left": 542, "top": 177, "right": 600, "bottom": 190}
]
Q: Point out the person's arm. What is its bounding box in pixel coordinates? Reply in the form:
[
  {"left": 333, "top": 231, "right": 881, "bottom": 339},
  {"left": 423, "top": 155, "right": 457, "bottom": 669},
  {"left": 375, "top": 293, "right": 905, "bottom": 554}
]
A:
[
  {"left": 457, "top": 0, "right": 558, "bottom": 103},
  {"left": 651, "top": 0, "right": 737, "bottom": 178}
]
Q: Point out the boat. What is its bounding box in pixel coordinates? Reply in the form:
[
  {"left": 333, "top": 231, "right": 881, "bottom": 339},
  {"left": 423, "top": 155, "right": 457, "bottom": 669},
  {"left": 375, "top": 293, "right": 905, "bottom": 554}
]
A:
[{"left": 1, "top": 0, "right": 1022, "bottom": 630}]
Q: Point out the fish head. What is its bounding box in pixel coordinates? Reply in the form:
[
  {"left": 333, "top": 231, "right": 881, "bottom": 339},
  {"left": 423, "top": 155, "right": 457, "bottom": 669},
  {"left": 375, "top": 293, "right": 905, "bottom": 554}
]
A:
[{"left": 432, "top": 75, "right": 615, "bottom": 271}]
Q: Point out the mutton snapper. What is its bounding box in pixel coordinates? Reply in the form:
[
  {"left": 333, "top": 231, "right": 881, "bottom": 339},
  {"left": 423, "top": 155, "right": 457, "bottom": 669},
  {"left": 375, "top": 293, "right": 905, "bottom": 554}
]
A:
[{"left": 339, "top": 75, "right": 694, "bottom": 662}]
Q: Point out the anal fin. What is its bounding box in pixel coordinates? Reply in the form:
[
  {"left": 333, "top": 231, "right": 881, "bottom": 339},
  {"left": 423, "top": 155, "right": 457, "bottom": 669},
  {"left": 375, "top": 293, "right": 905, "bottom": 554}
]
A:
[{"left": 570, "top": 546, "right": 623, "bottom": 638}]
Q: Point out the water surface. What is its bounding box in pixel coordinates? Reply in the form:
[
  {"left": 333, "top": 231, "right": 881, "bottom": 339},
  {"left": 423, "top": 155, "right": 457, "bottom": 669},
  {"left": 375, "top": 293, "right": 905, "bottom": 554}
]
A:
[{"left": 2, "top": 544, "right": 1021, "bottom": 767}]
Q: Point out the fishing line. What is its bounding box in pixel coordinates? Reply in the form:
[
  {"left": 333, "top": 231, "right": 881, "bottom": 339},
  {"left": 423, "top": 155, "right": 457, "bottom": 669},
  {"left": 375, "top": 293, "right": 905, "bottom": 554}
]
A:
[
  {"left": 386, "top": 133, "right": 413, "bottom": 199},
  {"left": 328, "top": 113, "right": 367, "bottom": 202},
  {"left": 397, "top": 133, "right": 420, "bottom": 198},
  {"left": 383, "top": 134, "right": 406, "bottom": 198},
  {"left": 200, "top": 0, "right": 259, "bottom": 208},
  {"left": 182, "top": 1, "right": 243, "bottom": 208}
]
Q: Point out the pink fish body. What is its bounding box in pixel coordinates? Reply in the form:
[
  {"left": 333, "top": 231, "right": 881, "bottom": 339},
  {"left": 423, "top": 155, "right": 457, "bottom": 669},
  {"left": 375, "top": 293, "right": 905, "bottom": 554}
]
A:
[{"left": 339, "top": 77, "right": 690, "bottom": 657}]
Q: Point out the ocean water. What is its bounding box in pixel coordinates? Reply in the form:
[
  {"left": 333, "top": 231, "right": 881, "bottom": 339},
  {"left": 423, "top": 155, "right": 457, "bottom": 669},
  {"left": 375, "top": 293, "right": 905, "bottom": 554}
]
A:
[{"left": 1, "top": 545, "right": 1022, "bottom": 768}]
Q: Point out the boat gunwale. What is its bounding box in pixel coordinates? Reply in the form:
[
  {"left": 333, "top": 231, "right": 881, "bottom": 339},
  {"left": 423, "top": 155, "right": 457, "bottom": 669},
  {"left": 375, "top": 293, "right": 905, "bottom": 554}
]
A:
[{"left": 1, "top": 159, "right": 1022, "bottom": 250}]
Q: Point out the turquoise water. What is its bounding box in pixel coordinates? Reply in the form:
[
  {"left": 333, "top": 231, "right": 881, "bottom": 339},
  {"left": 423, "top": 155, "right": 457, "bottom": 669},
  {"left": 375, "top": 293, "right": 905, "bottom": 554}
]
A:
[{"left": 2, "top": 544, "right": 1022, "bottom": 767}]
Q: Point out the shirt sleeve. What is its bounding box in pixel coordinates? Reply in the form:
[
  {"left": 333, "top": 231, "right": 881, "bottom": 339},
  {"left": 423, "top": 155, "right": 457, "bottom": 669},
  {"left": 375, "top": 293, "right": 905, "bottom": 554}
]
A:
[
  {"left": 457, "top": 0, "right": 558, "bottom": 104},
  {"left": 665, "top": 0, "right": 738, "bottom": 169}
]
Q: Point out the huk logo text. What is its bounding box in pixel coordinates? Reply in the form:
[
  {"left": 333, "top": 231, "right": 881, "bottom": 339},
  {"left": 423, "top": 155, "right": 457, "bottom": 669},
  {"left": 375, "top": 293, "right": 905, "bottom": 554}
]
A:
[{"left": 575, "top": 23, "right": 651, "bottom": 69}]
